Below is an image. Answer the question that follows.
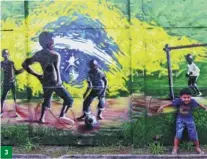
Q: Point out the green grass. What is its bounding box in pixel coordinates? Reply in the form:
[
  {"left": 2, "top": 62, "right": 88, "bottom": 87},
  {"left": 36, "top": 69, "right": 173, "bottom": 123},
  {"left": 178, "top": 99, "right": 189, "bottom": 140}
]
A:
[
  {"left": 1, "top": 124, "right": 128, "bottom": 147},
  {"left": 131, "top": 0, "right": 207, "bottom": 43},
  {"left": 12, "top": 145, "right": 148, "bottom": 157},
  {"left": 123, "top": 109, "right": 207, "bottom": 147},
  {"left": 180, "top": 142, "right": 194, "bottom": 151},
  {"left": 2, "top": 108, "right": 206, "bottom": 147},
  {"left": 132, "top": 61, "right": 207, "bottom": 97},
  {"left": 148, "top": 142, "right": 165, "bottom": 154},
  {"left": 4, "top": 62, "right": 207, "bottom": 98}
]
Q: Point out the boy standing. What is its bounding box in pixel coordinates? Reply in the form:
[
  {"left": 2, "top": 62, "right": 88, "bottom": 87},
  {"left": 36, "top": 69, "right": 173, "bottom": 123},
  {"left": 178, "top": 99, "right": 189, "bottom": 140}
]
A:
[
  {"left": 157, "top": 88, "right": 207, "bottom": 155},
  {"left": 186, "top": 54, "right": 202, "bottom": 96},
  {"left": 77, "top": 59, "right": 107, "bottom": 120},
  {"left": 22, "top": 32, "right": 74, "bottom": 124},
  {"left": 1, "top": 49, "right": 24, "bottom": 117}
]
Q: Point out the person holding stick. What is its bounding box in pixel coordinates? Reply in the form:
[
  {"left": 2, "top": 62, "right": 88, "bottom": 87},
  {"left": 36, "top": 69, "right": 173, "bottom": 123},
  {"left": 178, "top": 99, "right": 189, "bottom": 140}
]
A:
[{"left": 1, "top": 49, "right": 24, "bottom": 117}]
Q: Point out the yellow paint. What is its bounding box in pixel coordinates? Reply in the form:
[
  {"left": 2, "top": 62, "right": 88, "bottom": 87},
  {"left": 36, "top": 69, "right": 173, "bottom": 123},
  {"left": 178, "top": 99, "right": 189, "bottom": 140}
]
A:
[
  {"left": 162, "top": 107, "right": 176, "bottom": 113},
  {"left": 1, "top": 0, "right": 206, "bottom": 96}
]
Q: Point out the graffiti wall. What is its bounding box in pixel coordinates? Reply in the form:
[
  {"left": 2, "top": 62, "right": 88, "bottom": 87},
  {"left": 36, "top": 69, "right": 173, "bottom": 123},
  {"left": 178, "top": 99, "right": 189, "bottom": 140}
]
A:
[{"left": 1, "top": 0, "right": 207, "bottom": 150}]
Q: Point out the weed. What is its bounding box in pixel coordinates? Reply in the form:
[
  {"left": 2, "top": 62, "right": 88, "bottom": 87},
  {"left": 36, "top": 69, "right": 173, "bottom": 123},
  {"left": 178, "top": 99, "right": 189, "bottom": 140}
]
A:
[
  {"left": 148, "top": 142, "right": 165, "bottom": 154},
  {"left": 180, "top": 141, "right": 194, "bottom": 151}
]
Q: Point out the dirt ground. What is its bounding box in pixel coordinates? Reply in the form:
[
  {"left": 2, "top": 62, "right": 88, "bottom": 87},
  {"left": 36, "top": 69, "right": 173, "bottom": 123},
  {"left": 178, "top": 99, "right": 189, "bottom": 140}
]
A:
[
  {"left": 1, "top": 97, "right": 129, "bottom": 132},
  {"left": 131, "top": 95, "right": 207, "bottom": 115},
  {"left": 1, "top": 96, "right": 206, "bottom": 132}
]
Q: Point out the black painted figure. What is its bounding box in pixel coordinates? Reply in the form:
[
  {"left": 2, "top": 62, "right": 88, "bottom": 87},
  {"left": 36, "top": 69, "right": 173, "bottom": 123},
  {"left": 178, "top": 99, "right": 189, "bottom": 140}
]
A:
[
  {"left": 185, "top": 54, "right": 202, "bottom": 96},
  {"left": 22, "top": 32, "right": 74, "bottom": 124},
  {"left": 77, "top": 59, "right": 108, "bottom": 121},
  {"left": 1, "top": 49, "right": 24, "bottom": 117}
]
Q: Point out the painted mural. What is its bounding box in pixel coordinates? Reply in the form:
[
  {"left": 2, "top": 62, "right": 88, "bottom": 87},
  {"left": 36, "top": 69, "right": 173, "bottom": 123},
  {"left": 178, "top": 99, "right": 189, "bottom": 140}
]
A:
[{"left": 1, "top": 0, "right": 207, "bottom": 154}]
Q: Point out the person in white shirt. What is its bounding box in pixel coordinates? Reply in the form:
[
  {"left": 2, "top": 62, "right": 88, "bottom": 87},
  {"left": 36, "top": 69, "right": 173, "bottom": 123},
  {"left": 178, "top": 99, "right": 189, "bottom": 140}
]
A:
[{"left": 185, "top": 54, "right": 202, "bottom": 96}]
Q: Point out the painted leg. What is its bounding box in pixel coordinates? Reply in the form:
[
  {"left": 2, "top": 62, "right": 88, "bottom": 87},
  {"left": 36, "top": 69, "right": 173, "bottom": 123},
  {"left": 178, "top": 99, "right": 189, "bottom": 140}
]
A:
[
  {"left": 1, "top": 100, "right": 4, "bottom": 117},
  {"left": 39, "top": 88, "right": 53, "bottom": 123},
  {"left": 77, "top": 95, "right": 94, "bottom": 121},
  {"left": 194, "top": 84, "right": 202, "bottom": 96},
  {"left": 97, "top": 110, "right": 104, "bottom": 120},
  {"left": 1, "top": 86, "right": 10, "bottom": 116},
  {"left": 55, "top": 87, "right": 74, "bottom": 125},
  {"left": 97, "top": 97, "right": 105, "bottom": 120},
  {"left": 11, "top": 85, "right": 20, "bottom": 117},
  {"left": 39, "top": 106, "right": 46, "bottom": 123},
  {"left": 59, "top": 105, "right": 74, "bottom": 125}
]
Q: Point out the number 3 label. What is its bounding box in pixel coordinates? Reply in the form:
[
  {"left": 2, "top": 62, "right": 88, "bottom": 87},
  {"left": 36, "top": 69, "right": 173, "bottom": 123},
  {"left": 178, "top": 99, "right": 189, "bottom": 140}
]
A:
[
  {"left": 5, "top": 149, "right": 9, "bottom": 156},
  {"left": 1, "top": 146, "right": 12, "bottom": 158}
]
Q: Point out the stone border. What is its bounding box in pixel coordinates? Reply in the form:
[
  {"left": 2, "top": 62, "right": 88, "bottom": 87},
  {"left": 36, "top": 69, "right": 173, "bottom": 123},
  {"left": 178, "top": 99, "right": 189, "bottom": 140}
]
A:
[
  {"left": 13, "top": 154, "right": 207, "bottom": 159},
  {"left": 13, "top": 154, "right": 50, "bottom": 158},
  {"left": 61, "top": 154, "right": 207, "bottom": 159}
]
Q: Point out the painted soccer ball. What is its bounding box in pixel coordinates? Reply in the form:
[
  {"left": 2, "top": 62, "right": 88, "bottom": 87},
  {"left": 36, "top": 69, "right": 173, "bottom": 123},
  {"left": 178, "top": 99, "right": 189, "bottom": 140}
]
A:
[{"left": 85, "top": 114, "right": 97, "bottom": 129}]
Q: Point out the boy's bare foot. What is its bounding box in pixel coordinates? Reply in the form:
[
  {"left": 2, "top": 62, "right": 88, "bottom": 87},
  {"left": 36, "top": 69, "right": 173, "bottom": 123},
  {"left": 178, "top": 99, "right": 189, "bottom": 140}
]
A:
[
  {"left": 39, "top": 118, "right": 45, "bottom": 123},
  {"left": 59, "top": 115, "right": 74, "bottom": 125},
  {"left": 197, "top": 92, "right": 202, "bottom": 97},
  {"left": 97, "top": 110, "right": 104, "bottom": 120},
  {"left": 45, "top": 107, "right": 50, "bottom": 111},
  {"left": 15, "top": 112, "right": 21, "bottom": 118},
  {"left": 77, "top": 114, "right": 87, "bottom": 121},
  {"left": 196, "top": 148, "right": 204, "bottom": 154},
  {"left": 97, "top": 114, "right": 104, "bottom": 120},
  {"left": 172, "top": 149, "right": 178, "bottom": 155}
]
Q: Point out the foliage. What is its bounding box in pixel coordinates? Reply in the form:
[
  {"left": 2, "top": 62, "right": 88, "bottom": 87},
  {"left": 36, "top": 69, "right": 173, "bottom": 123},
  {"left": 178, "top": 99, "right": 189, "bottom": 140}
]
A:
[
  {"left": 1, "top": 108, "right": 207, "bottom": 147},
  {"left": 1, "top": 125, "right": 30, "bottom": 146},
  {"left": 148, "top": 142, "right": 165, "bottom": 154},
  {"left": 180, "top": 141, "right": 194, "bottom": 151},
  {"left": 1, "top": 124, "right": 127, "bottom": 146},
  {"left": 132, "top": 61, "right": 207, "bottom": 96},
  {"left": 130, "top": 113, "right": 176, "bottom": 147},
  {"left": 123, "top": 108, "right": 207, "bottom": 147},
  {"left": 24, "top": 139, "right": 39, "bottom": 152},
  {"left": 130, "top": 0, "right": 207, "bottom": 43},
  {"left": 131, "top": 18, "right": 206, "bottom": 76}
]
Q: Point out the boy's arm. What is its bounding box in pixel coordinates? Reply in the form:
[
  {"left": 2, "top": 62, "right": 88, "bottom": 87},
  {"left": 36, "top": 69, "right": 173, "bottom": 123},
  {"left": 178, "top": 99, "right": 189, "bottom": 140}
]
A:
[
  {"left": 0, "top": 62, "right": 3, "bottom": 85},
  {"left": 99, "top": 77, "right": 108, "bottom": 97},
  {"left": 22, "top": 56, "right": 42, "bottom": 79},
  {"left": 53, "top": 54, "right": 62, "bottom": 85},
  {"left": 14, "top": 68, "right": 24, "bottom": 75},
  {"left": 13, "top": 63, "right": 24, "bottom": 75},
  {"left": 83, "top": 80, "right": 92, "bottom": 99},
  {"left": 192, "top": 64, "right": 200, "bottom": 75},
  {"left": 186, "top": 65, "right": 190, "bottom": 77},
  {"left": 157, "top": 102, "right": 172, "bottom": 113},
  {"left": 198, "top": 103, "right": 207, "bottom": 111}
]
